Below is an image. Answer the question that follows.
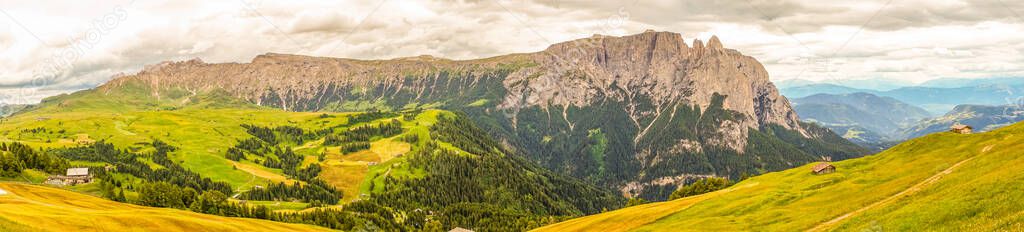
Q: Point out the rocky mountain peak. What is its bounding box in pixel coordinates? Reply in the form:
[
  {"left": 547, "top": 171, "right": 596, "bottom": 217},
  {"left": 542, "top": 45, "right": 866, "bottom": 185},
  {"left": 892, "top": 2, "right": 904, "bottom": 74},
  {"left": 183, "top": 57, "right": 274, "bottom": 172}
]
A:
[
  {"left": 707, "top": 35, "right": 723, "bottom": 49},
  {"left": 502, "top": 31, "right": 807, "bottom": 148},
  {"left": 692, "top": 39, "right": 704, "bottom": 50}
]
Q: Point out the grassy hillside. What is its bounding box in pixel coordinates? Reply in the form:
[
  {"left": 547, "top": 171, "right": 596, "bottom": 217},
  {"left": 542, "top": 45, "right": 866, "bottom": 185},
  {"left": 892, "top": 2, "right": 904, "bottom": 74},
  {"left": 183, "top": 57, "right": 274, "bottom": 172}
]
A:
[
  {"left": 534, "top": 121, "right": 1024, "bottom": 231},
  {"left": 0, "top": 83, "right": 622, "bottom": 231},
  {"left": 0, "top": 182, "right": 327, "bottom": 232}
]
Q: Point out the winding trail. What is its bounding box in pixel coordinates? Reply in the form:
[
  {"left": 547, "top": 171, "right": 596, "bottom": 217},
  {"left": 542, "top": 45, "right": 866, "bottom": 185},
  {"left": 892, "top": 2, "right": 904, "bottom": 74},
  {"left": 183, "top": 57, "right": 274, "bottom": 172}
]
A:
[{"left": 806, "top": 145, "right": 993, "bottom": 232}]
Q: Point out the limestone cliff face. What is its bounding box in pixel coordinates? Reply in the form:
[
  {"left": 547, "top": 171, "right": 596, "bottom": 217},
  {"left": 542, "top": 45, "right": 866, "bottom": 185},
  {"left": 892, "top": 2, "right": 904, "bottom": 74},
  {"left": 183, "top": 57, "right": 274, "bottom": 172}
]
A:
[{"left": 500, "top": 31, "right": 806, "bottom": 151}]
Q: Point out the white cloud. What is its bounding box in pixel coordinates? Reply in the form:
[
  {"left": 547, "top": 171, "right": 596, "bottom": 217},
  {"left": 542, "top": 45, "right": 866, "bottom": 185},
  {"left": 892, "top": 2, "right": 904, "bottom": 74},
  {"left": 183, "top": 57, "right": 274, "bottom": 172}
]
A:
[{"left": 1, "top": 0, "right": 1023, "bottom": 104}]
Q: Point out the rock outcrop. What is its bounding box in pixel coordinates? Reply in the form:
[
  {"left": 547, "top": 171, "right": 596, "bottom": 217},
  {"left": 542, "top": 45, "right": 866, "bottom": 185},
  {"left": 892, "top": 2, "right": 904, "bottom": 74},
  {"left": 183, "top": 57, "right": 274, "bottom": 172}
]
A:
[{"left": 500, "top": 31, "right": 806, "bottom": 148}]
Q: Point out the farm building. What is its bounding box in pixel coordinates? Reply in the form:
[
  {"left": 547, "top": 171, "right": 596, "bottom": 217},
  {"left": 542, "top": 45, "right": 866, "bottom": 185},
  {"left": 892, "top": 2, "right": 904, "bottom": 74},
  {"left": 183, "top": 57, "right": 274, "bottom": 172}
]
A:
[
  {"left": 811, "top": 162, "right": 835, "bottom": 175},
  {"left": 449, "top": 228, "right": 474, "bottom": 232},
  {"left": 45, "top": 168, "right": 93, "bottom": 186},
  {"left": 950, "top": 124, "right": 973, "bottom": 134}
]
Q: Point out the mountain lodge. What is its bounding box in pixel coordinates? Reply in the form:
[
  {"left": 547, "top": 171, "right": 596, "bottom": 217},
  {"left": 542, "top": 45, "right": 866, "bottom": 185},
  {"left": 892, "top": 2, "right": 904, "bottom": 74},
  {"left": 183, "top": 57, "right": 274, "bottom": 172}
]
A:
[
  {"left": 950, "top": 124, "right": 973, "bottom": 134},
  {"left": 811, "top": 162, "right": 835, "bottom": 175},
  {"left": 45, "top": 168, "right": 93, "bottom": 186}
]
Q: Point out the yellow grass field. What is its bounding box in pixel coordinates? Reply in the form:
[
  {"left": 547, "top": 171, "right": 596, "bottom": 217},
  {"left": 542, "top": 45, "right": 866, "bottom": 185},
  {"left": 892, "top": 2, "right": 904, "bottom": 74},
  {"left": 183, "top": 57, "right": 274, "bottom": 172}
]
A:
[
  {"left": 317, "top": 127, "right": 414, "bottom": 202},
  {"left": 534, "top": 122, "right": 1024, "bottom": 231},
  {"left": 0, "top": 182, "right": 330, "bottom": 232}
]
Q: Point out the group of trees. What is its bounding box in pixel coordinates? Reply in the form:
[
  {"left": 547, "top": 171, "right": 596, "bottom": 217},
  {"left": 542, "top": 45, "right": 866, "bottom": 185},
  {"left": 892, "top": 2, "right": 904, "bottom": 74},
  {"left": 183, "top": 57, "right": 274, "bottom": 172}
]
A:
[
  {"left": 668, "top": 177, "right": 731, "bottom": 200},
  {"left": 0, "top": 142, "right": 69, "bottom": 177},
  {"left": 240, "top": 124, "right": 330, "bottom": 146},
  {"left": 341, "top": 119, "right": 403, "bottom": 143},
  {"left": 239, "top": 179, "right": 341, "bottom": 205},
  {"left": 346, "top": 111, "right": 398, "bottom": 125}
]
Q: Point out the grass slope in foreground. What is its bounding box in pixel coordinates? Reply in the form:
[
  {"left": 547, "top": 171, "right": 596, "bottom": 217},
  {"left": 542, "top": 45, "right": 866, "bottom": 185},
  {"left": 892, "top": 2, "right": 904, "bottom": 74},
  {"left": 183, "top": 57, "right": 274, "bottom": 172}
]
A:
[
  {"left": 0, "top": 182, "right": 327, "bottom": 232},
  {"left": 535, "top": 121, "right": 1024, "bottom": 231}
]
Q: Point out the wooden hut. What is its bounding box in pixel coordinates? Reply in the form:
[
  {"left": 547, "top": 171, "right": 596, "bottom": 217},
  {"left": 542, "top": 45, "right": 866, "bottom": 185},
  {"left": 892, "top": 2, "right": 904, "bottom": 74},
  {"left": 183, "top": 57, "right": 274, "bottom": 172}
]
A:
[
  {"left": 811, "top": 162, "right": 835, "bottom": 175},
  {"left": 950, "top": 124, "right": 973, "bottom": 134}
]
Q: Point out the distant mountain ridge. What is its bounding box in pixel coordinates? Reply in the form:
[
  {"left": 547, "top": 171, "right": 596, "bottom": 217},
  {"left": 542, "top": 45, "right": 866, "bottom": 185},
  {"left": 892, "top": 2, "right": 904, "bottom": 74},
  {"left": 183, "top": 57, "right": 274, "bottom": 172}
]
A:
[
  {"left": 0, "top": 104, "right": 29, "bottom": 118},
  {"left": 919, "top": 77, "right": 1024, "bottom": 88},
  {"left": 899, "top": 104, "right": 1024, "bottom": 139},
  {"left": 791, "top": 92, "right": 930, "bottom": 150},
  {"left": 780, "top": 82, "right": 1024, "bottom": 115}
]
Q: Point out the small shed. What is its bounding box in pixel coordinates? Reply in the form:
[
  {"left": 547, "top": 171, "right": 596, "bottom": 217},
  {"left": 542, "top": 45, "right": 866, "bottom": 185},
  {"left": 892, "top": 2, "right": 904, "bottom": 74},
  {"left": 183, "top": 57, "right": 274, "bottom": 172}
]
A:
[
  {"left": 449, "top": 228, "right": 474, "bottom": 232},
  {"left": 950, "top": 124, "right": 973, "bottom": 134},
  {"left": 811, "top": 162, "right": 835, "bottom": 175}
]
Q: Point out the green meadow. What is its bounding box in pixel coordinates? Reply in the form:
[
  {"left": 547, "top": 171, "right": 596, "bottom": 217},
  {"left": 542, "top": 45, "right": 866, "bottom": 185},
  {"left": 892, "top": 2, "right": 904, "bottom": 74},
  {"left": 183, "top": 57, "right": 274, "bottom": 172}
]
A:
[{"left": 535, "top": 121, "right": 1024, "bottom": 231}]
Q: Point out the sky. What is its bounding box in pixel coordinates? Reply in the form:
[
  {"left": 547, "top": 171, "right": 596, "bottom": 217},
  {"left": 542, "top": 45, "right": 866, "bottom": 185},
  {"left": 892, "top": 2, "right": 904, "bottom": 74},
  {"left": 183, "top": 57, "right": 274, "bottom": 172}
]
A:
[{"left": 1, "top": 0, "right": 1023, "bottom": 104}]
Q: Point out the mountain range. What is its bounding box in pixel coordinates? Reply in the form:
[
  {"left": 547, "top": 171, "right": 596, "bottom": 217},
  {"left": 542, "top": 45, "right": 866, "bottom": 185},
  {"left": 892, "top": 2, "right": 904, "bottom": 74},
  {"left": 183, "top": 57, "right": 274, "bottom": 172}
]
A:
[
  {"left": 780, "top": 83, "right": 1024, "bottom": 115},
  {"left": 94, "top": 30, "right": 866, "bottom": 199}
]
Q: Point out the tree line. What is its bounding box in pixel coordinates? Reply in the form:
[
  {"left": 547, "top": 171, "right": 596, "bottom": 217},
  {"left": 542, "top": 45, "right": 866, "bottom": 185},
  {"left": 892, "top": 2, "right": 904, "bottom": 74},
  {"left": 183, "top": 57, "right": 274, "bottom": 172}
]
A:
[{"left": 0, "top": 142, "right": 69, "bottom": 177}]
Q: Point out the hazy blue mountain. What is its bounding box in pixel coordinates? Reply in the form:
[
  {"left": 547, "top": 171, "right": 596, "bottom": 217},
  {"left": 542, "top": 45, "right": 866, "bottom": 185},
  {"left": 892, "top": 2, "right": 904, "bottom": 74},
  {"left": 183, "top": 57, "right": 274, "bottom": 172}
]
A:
[
  {"left": 0, "top": 104, "right": 29, "bottom": 118},
  {"left": 775, "top": 78, "right": 915, "bottom": 92},
  {"left": 779, "top": 84, "right": 869, "bottom": 98},
  {"left": 825, "top": 78, "right": 916, "bottom": 91},
  {"left": 899, "top": 104, "right": 1024, "bottom": 139},
  {"left": 774, "top": 79, "right": 819, "bottom": 89},
  {"left": 791, "top": 92, "right": 930, "bottom": 150},
  {"left": 919, "top": 77, "right": 1024, "bottom": 88},
  {"left": 879, "top": 85, "right": 1024, "bottom": 115},
  {"left": 781, "top": 83, "right": 1024, "bottom": 116}
]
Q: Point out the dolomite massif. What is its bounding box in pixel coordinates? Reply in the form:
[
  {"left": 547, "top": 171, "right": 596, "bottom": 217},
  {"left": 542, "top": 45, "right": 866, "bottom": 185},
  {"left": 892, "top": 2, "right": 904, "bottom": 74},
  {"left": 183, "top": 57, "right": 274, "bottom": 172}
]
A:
[{"left": 93, "top": 30, "right": 867, "bottom": 199}]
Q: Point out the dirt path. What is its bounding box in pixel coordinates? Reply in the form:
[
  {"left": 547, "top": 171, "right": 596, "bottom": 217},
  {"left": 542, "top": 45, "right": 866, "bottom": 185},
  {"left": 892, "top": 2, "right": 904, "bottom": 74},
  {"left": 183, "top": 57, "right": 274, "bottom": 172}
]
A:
[{"left": 807, "top": 145, "right": 992, "bottom": 231}]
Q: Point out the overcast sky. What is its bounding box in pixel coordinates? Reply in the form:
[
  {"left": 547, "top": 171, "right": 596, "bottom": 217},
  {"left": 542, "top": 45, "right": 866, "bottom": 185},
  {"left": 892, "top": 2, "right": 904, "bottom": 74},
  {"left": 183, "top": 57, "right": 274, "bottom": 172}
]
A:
[{"left": 2, "top": 0, "right": 1023, "bottom": 104}]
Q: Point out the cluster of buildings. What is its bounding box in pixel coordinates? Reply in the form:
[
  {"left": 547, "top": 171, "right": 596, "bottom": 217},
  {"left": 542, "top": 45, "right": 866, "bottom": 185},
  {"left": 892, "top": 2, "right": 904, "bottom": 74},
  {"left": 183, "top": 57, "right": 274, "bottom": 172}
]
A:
[{"left": 45, "top": 168, "right": 92, "bottom": 186}]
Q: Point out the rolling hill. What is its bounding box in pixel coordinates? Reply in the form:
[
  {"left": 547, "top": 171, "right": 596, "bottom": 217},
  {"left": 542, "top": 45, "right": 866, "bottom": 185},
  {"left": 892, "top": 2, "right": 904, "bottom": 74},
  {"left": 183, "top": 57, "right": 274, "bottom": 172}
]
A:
[
  {"left": 0, "top": 182, "right": 329, "bottom": 232},
  {"left": 534, "top": 120, "right": 1024, "bottom": 231},
  {"left": 899, "top": 104, "right": 1024, "bottom": 139}
]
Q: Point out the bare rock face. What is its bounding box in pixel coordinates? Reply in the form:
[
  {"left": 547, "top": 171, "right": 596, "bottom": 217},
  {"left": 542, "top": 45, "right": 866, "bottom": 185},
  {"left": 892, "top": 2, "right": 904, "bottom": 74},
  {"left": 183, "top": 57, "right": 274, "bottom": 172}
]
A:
[
  {"left": 109, "top": 31, "right": 803, "bottom": 143},
  {"left": 500, "top": 31, "right": 806, "bottom": 151}
]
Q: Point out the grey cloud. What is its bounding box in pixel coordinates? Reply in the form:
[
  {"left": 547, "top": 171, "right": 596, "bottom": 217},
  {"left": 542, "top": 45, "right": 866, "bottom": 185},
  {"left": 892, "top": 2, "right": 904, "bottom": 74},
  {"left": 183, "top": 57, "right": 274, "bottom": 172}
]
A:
[{"left": 3, "top": 0, "right": 1024, "bottom": 103}]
